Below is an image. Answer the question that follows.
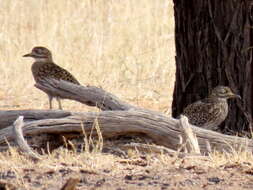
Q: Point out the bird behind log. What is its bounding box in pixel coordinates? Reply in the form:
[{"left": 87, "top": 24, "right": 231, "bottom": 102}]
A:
[{"left": 183, "top": 86, "right": 241, "bottom": 131}]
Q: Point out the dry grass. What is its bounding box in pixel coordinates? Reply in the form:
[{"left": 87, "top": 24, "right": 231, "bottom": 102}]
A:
[
  {"left": 1, "top": 147, "right": 253, "bottom": 189},
  {"left": 0, "top": 0, "right": 175, "bottom": 112}
]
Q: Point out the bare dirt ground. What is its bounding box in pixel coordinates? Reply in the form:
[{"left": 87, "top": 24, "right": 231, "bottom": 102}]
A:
[{"left": 1, "top": 144, "right": 253, "bottom": 190}]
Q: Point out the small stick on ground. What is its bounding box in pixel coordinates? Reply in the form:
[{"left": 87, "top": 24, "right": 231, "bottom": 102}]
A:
[
  {"left": 12, "top": 116, "right": 41, "bottom": 161},
  {"left": 60, "top": 178, "right": 79, "bottom": 190},
  {"left": 0, "top": 180, "right": 17, "bottom": 190},
  {"left": 122, "top": 143, "right": 205, "bottom": 159}
]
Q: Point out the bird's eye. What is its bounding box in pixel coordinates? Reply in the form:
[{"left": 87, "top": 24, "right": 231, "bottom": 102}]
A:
[{"left": 34, "top": 49, "right": 41, "bottom": 54}]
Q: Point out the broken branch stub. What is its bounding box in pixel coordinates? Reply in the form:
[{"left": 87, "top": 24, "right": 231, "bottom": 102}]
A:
[
  {"left": 179, "top": 115, "right": 201, "bottom": 154},
  {"left": 12, "top": 116, "right": 41, "bottom": 160}
]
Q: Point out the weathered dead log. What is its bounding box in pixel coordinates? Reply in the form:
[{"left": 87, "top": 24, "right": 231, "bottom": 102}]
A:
[
  {"left": 0, "top": 78, "right": 252, "bottom": 154},
  {"left": 35, "top": 78, "right": 136, "bottom": 111},
  {"left": 0, "top": 110, "right": 252, "bottom": 154},
  {"left": 0, "top": 110, "right": 71, "bottom": 130}
]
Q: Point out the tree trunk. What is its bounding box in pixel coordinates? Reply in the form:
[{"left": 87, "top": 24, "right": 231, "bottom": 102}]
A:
[{"left": 172, "top": 0, "right": 252, "bottom": 134}]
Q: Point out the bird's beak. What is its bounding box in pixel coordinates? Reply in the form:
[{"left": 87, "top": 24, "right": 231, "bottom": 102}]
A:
[
  {"left": 23, "top": 53, "right": 33, "bottom": 57},
  {"left": 230, "top": 93, "right": 241, "bottom": 99}
]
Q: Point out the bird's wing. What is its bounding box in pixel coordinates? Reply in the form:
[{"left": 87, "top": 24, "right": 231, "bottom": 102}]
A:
[
  {"left": 40, "top": 63, "right": 80, "bottom": 85},
  {"left": 183, "top": 99, "right": 221, "bottom": 127}
]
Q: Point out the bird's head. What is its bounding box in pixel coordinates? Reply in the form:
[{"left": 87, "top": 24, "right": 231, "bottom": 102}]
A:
[
  {"left": 210, "top": 86, "right": 241, "bottom": 100},
  {"left": 23, "top": 46, "right": 53, "bottom": 62}
]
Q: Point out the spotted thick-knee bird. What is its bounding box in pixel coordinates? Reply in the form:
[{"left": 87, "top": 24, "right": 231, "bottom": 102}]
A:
[
  {"left": 183, "top": 86, "right": 241, "bottom": 131},
  {"left": 23, "top": 46, "right": 80, "bottom": 109}
]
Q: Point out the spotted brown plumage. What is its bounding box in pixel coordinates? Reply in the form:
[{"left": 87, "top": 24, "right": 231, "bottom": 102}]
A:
[
  {"left": 183, "top": 86, "right": 241, "bottom": 131},
  {"left": 23, "top": 46, "right": 80, "bottom": 109},
  {"left": 31, "top": 62, "right": 80, "bottom": 84}
]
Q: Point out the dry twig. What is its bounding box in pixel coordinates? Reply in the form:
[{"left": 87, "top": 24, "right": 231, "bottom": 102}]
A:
[{"left": 60, "top": 178, "right": 79, "bottom": 190}]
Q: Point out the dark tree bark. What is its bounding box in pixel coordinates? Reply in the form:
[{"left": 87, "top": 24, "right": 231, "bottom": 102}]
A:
[{"left": 172, "top": 0, "right": 252, "bottom": 134}]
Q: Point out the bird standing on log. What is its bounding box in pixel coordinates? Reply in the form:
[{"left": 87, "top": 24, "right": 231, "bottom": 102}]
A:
[
  {"left": 23, "top": 46, "right": 80, "bottom": 110},
  {"left": 183, "top": 86, "right": 241, "bottom": 131}
]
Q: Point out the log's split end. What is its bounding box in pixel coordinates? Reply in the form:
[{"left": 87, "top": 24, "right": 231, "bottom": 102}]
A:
[
  {"left": 13, "top": 116, "right": 24, "bottom": 129},
  {"left": 178, "top": 115, "right": 201, "bottom": 154},
  {"left": 12, "top": 116, "right": 42, "bottom": 161}
]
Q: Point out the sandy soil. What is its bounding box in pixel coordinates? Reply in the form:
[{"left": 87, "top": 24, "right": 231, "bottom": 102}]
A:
[{"left": 0, "top": 137, "right": 253, "bottom": 190}]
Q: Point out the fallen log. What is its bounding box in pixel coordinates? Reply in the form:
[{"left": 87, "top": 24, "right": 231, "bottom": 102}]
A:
[
  {"left": 0, "top": 78, "right": 251, "bottom": 154},
  {"left": 0, "top": 110, "right": 71, "bottom": 130},
  {"left": 0, "top": 110, "right": 252, "bottom": 154},
  {"left": 35, "top": 78, "right": 137, "bottom": 111}
]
